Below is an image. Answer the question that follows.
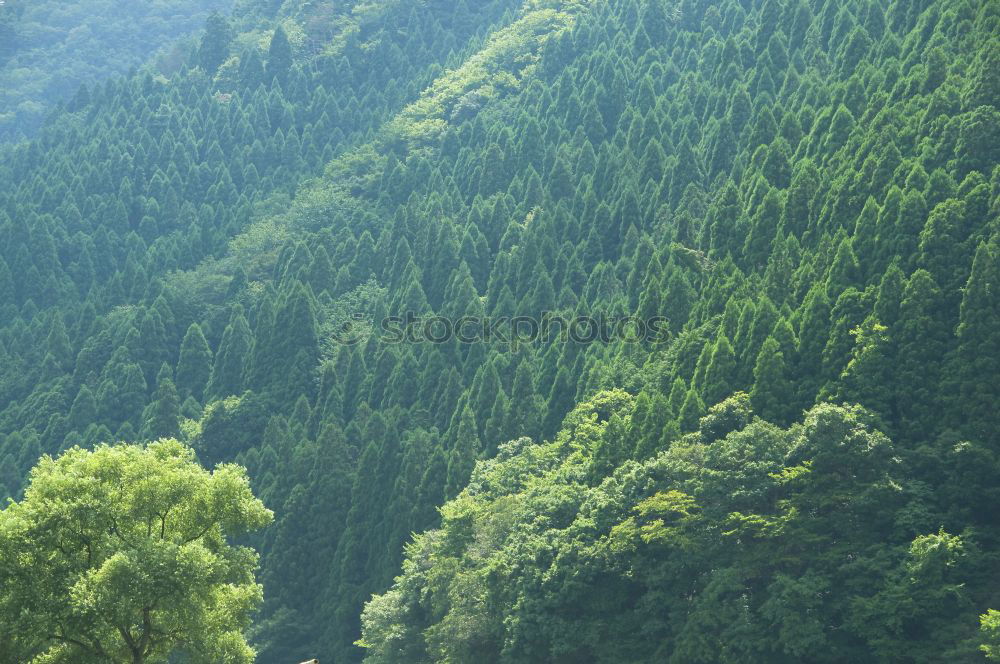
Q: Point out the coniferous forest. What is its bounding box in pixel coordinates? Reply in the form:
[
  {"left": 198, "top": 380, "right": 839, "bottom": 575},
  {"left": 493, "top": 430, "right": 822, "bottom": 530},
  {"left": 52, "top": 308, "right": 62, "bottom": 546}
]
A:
[{"left": 1, "top": 0, "right": 999, "bottom": 662}]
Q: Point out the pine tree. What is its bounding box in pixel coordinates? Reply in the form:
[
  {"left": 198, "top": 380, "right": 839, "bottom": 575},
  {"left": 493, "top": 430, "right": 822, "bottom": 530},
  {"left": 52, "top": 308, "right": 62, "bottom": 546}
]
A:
[
  {"left": 198, "top": 12, "right": 232, "bottom": 74},
  {"left": 207, "top": 307, "right": 251, "bottom": 399},
  {"left": 45, "top": 312, "right": 73, "bottom": 370},
  {"left": 678, "top": 388, "right": 706, "bottom": 432},
  {"left": 751, "top": 336, "right": 795, "bottom": 426},
  {"left": 266, "top": 26, "right": 293, "bottom": 86},
  {"left": 143, "top": 365, "right": 181, "bottom": 439},
  {"left": 68, "top": 385, "right": 98, "bottom": 434},
  {"left": 826, "top": 235, "right": 861, "bottom": 297},
  {"left": 176, "top": 323, "right": 212, "bottom": 402},
  {"left": 954, "top": 239, "right": 1000, "bottom": 444},
  {"left": 796, "top": 284, "right": 831, "bottom": 403},
  {"left": 893, "top": 269, "right": 948, "bottom": 443},
  {"left": 703, "top": 333, "right": 738, "bottom": 406},
  {"left": 445, "top": 405, "right": 481, "bottom": 499},
  {"left": 964, "top": 40, "right": 1000, "bottom": 110}
]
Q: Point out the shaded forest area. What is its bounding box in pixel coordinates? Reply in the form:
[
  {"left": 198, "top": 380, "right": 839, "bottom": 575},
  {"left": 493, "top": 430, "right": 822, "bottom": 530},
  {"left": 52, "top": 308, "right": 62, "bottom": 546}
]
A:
[{"left": 0, "top": 0, "right": 235, "bottom": 141}]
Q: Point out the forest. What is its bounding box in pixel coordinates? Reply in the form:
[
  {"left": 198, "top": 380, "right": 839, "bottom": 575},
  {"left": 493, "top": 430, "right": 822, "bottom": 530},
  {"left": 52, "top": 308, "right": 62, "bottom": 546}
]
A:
[
  {"left": 0, "top": 0, "right": 999, "bottom": 661},
  {"left": 0, "top": 0, "right": 238, "bottom": 142}
]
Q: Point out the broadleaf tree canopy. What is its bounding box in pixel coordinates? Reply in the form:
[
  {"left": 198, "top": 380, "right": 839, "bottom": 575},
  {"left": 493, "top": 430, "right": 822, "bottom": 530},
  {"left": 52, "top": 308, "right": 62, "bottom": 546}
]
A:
[{"left": 0, "top": 439, "right": 273, "bottom": 664}]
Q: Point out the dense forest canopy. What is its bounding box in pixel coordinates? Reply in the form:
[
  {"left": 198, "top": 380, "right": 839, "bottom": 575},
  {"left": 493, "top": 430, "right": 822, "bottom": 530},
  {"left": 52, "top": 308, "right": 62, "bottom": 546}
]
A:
[
  {"left": 0, "top": 0, "right": 236, "bottom": 142},
  {"left": 0, "top": 0, "right": 999, "bottom": 661}
]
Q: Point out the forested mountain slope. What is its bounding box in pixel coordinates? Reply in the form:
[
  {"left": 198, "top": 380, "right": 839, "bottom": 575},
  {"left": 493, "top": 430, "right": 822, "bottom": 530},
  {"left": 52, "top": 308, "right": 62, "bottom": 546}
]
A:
[
  {"left": 353, "top": 0, "right": 1000, "bottom": 659},
  {"left": 1, "top": 0, "right": 1000, "bottom": 662},
  {"left": 0, "top": 0, "right": 237, "bottom": 142}
]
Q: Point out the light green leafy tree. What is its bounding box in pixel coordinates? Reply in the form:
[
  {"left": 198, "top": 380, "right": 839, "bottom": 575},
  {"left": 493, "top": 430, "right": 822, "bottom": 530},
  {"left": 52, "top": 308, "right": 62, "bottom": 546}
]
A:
[
  {"left": 0, "top": 440, "right": 273, "bottom": 664},
  {"left": 983, "top": 610, "right": 1000, "bottom": 660}
]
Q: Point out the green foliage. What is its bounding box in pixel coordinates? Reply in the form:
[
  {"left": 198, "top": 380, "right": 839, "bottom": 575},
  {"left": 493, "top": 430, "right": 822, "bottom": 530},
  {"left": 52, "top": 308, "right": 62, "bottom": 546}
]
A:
[
  {"left": 176, "top": 323, "right": 213, "bottom": 404},
  {"left": 0, "top": 439, "right": 272, "bottom": 663},
  {"left": 1, "top": 0, "right": 999, "bottom": 660},
  {"left": 983, "top": 610, "right": 1000, "bottom": 660},
  {"left": 0, "top": 0, "right": 232, "bottom": 141},
  {"left": 265, "top": 25, "right": 292, "bottom": 85},
  {"left": 361, "top": 398, "right": 986, "bottom": 663},
  {"left": 199, "top": 12, "right": 233, "bottom": 75}
]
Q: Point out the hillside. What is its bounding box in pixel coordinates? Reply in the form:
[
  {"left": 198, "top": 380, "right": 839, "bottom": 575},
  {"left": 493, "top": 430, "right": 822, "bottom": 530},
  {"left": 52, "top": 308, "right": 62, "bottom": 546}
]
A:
[
  {"left": 1, "top": 0, "right": 1000, "bottom": 662},
  {"left": 0, "top": 0, "right": 239, "bottom": 142}
]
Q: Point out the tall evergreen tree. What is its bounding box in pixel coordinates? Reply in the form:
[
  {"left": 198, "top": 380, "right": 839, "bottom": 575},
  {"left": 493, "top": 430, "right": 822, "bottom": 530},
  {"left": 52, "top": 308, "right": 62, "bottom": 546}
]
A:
[
  {"left": 207, "top": 307, "right": 251, "bottom": 399},
  {"left": 954, "top": 239, "right": 1000, "bottom": 444},
  {"left": 175, "top": 323, "right": 212, "bottom": 402},
  {"left": 893, "top": 269, "right": 948, "bottom": 443},
  {"left": 142, "top": 364, "right": 181, "bottom": 439},
  {"left": 198, "top": 11, "right": 232, "bottom": 74},
  {"left": 266, "top": 26, "right": 293, "bottom": 86},
  {"left": 703, "top": 333, "right": 738, "bottom": 406},
  {"left": 445, "top": 405, "right": 481, "bottom": 499},
  {"left": 751, "top": 336, "right": 795, "bottom": 426}
]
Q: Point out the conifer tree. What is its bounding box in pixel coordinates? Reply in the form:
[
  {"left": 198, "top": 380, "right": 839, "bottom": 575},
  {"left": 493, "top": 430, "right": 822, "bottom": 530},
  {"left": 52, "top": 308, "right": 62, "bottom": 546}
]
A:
[
  {"left": 445, "top": 405, "right": 480, "bottom": 499},
  {"left": 751, "top": 336, "right": 795, "bottom": 426},
  {"left": 964, "top": 41, "right": 1000, "bottom": 110},
  {"left": 45, "top": 313, "right": 73, "bottom": 370},
  {"left": 508, "top": 357, "right": 544, "bottom": 442},
  {"left": 143, "top": 364, "right": 181, "bottom": 439},
  {"left": 678, "top": 387, "right": 706, "bottom": 432},
  {"left": 1, "top": 2, "right": 999, "bottom": 660},
  {"left": 894, "top": 189, "right": 928, "bottom": 271},
  {"left": 175, "top": 322, "right": 212, "bottom": 402},
  {"left": 874, "top": 262, "right": 905, "bottom": 329},
  {"left": 98, "top": 359, "right": 147, "bottom": 428},
  {"left": 239, "top": 47, "right": 265, "bottom": 88},
  {"left": 0, "top": 258, "right": 14, "bottom": 307},
  {"left": 329, "top": 438, "right": 382, "bottom": 663},
  {"left": 266, "top": 26, "right": 293, "bottom": 86},
  {"left": 832, "top": 317, "right": 894, "bottom": 425},
  {"left": 954, "top": 239, "right": 1000, "bottom": 444},
  {"left": 703, "top": 333, "right": 738, "bottom": 406},
  {"left": 826, "top": 235, "right": 861, "bottom": 297},
  {"left": 207, "top": 308, "right": 251, "bottom": 400},
  {"left": 892, "top": 269, "right": 948, "bottom": 442},
  {"left": 413, "top": 444, "right": 447, "bottom": 531},
  {"left": 67, "top": 385, "right": 98, "bottom": 435},
  {"left": 662, "top": 268, "right": 695, "bottom": 333},
  {"left": 797, "top": 284, "right": 832, "bottom": 402},
  {"left": 198, "top": 12, "right": 232, "bottom": 74}
]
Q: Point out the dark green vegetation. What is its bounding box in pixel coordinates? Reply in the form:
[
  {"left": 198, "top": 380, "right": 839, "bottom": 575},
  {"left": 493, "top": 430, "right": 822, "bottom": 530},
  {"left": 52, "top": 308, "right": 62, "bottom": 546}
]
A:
[
  {"left": 1, "top": 0, "right": 999, "bottom": 661},
  {"left": 0, "top": 0, "right": 234, "bottom": 142}
]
